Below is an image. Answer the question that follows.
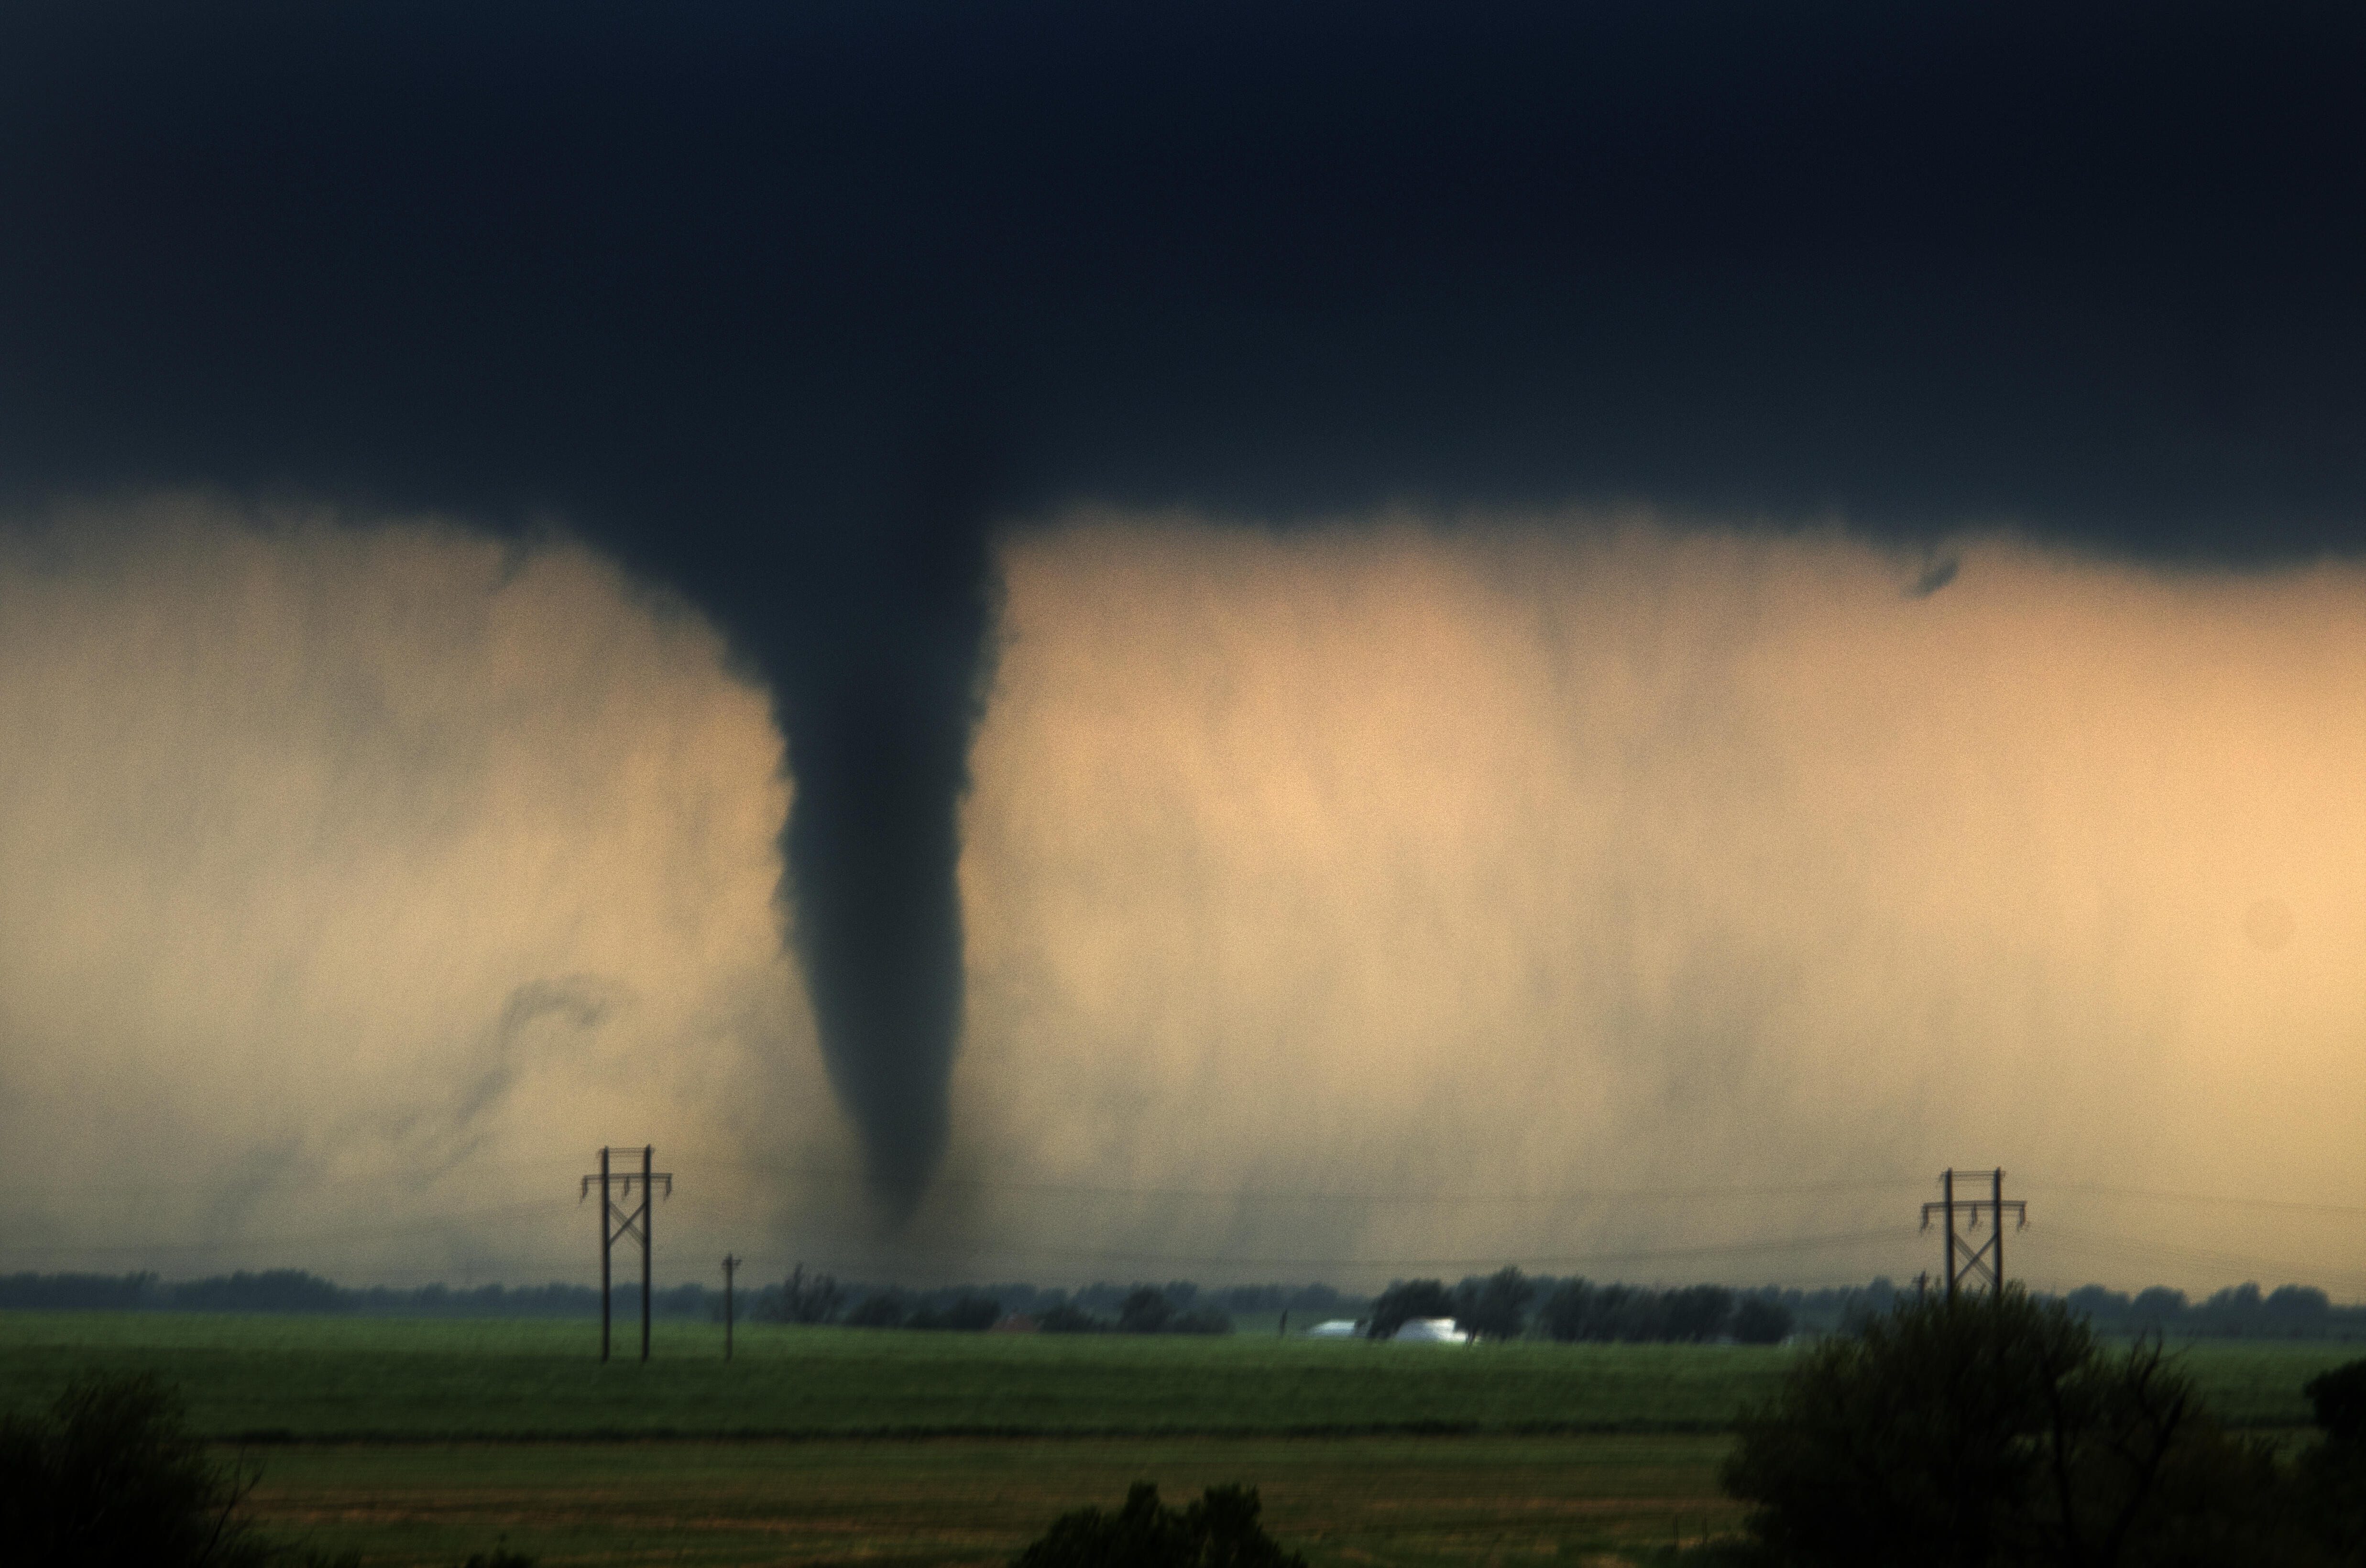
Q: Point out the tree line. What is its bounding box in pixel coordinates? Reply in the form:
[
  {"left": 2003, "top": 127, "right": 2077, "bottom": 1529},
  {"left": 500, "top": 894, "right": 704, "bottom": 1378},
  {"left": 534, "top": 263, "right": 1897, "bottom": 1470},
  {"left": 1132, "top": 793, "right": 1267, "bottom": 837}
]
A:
[{"left": 7, "top": 1268, "right": 2362, "bottom": 1342}]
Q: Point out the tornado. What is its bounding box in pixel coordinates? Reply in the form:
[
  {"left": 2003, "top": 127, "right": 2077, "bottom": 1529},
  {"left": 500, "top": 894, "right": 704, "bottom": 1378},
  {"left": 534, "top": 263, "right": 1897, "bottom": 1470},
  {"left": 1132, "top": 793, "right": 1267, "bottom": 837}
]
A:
[{"left": 599, "top": 425, "right": 1001, "bottom": 1217}]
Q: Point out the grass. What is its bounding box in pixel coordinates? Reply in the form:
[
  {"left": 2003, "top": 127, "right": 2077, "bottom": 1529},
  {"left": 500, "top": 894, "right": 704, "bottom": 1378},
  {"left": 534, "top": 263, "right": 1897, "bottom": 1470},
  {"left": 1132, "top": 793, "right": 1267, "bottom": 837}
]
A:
[
  {"left": 0, "top": 1312, "right": 1798, "bottom": 1439},
  {"left": 3, "top": 1311, "right": 2353, "bottom": 1440},
  {"left": 3, "top": 1312, "right": 2355, "bottom": 1567}
]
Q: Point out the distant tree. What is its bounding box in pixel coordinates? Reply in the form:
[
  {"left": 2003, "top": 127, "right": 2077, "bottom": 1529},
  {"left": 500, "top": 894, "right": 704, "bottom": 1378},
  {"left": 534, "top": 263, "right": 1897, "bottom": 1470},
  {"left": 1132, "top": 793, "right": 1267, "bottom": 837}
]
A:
[
  {"left": 1452, "top": 1268, "right": 1534, "bottom": 1342},
  {"left": 1723, "top": 1285, "right": 2300, "bottom": 1566},
  {"left": 845, "top": 1289, "right": 909, "bottom": 1328},
  {"left": 1118, "top": 1287, "right": 1177, "bottom": 1334},
  {"left": 1662, "top": 1284, "right": 1732, "bottom": 1343},
  {"left": 1038, "top": 1302, "right": 1105, "bottom": 1333},
  {"left": 1166, "top": 1306, "right": 1234, "bottom": 1336},
  {"left": 2199, "top": 1282, "right": 2267, "bottom": 1337},
  {"left": 908, "top": 1293, "right": 1001, "bottom": 1331},
  {"left": 769, "top": 1263, "right": 843, "bottom": 1325},
  {"left": 1366, "top": 1279, "right": 1456, "bottom": 1341},
  {"left": 1011, "top": 1482, "right": 1305, "bottom": 1568},
  {"left": 2065, "top": 1284, "right": 2134, "bottom": 1325},
  {"left": 1731, "top": 1296, "right": 1793, "bottom": 1345},
  {"left": 168, "top": 1269, "right": 350, "bottom": 1315},
  {"left": 0, "top": 1272, "right": 163, "bottom": 1311},
  {"left": 1538, "top": 1278, "right": 1594, "bottom": 1342},
  {"left": 2266, "top": 1285, "right": 2333, "bottom": 1337},
  {"left": 1594, "top": 1284, "right": 1665, "bottom": 1343},
  {"left": 2130, "top": 1286, "right": 2189, "bottom": 1329}
]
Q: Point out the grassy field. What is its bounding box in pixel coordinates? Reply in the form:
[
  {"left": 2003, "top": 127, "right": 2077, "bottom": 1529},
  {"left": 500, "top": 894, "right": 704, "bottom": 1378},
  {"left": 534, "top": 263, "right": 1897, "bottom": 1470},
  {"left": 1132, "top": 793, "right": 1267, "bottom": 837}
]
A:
[
  {"left": 0, "top": 1311, "right": 1796, "bottom": 1438},
  {"left": 3, "top": 1312, "right": 2355, "bottom": 1567},
  {"left": 1, "top": 1310, "right": 2352, "bottom": 1439}
]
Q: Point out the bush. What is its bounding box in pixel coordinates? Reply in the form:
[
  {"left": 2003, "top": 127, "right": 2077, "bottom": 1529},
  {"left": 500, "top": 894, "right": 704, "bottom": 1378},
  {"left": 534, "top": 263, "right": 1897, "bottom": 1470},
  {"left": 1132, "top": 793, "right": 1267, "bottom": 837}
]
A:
[
  {"left": 2306, "top": 1360, "right": 2366, "bottom": 1443},
  {"left": 0, "top": 1369, "right": 276, "bottom": 1567},
  {"left": 1721, "top": 1286, "right": 2306, "bottom": 1566},
  {"left": 1012, "top": 1482, "right": 1305, "bottom": 1568},
  {"left": 2294, "top": 1358, "right": 2366, "bottom": 1559}
]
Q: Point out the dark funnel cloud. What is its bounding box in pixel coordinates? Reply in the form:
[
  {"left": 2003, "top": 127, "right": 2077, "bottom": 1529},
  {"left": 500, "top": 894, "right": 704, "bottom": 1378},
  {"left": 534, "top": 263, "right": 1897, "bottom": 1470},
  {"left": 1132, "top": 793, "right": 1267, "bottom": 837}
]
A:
[{"left": 2, "top": 1, "right": 2362, "bottom": 1213}]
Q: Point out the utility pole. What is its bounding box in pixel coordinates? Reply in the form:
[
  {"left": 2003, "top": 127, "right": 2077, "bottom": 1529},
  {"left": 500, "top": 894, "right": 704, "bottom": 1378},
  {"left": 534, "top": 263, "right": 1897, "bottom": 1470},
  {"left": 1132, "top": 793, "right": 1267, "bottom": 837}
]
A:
[
  {"left": 1919, "top": 1167, "right": 2026, "bottom": 1299},
  {"left": 723, "top": 1253, "right": 740, "bottom": 1361},
  {"left": 580, "top": 1145, "right": 672, "bottom": 1362}
]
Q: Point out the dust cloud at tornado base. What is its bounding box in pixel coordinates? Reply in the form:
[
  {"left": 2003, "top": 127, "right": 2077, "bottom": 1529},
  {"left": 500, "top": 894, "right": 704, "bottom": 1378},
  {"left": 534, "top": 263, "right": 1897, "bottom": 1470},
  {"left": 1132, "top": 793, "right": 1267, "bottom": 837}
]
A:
[{"left": 2, "top": 495, "right": 2360, "bottom": 1294}]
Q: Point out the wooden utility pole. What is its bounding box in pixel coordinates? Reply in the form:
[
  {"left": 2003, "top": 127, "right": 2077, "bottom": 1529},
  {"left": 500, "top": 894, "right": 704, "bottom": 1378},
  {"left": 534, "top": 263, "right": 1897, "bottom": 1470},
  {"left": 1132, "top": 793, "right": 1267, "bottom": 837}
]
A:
[
  {"left": 580, "top": 1145, "right": 672, "bottom": 1362},
  {"left": 1920, "top": 1167, "right": 2025, "bottom": 1298},
  {"left": 723, "top": 1253, "right": 740, "bottom": 1361}
]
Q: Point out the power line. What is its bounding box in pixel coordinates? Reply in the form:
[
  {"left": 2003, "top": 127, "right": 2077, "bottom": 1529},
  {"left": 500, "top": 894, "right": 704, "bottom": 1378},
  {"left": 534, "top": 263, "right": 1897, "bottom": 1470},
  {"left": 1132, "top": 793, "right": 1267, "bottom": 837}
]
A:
[
  {"left": 0, "top": 1198, "right": 575, "bottom": 1256},
  {"left": 733, "top": 1225, "right": 1909, "bottom": 1273},
  {"left": 2035, "top": 1182, "right": 2366, "bottom": 1220},
  {"left": 707, "top": 1161, "right": 1932, "bottom": 1205}
]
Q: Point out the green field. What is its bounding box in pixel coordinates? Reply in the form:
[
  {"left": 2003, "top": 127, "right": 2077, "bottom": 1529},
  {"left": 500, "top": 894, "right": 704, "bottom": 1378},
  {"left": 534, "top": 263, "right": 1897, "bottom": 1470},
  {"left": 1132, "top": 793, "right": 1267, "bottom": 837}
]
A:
[{"left": 3, "top": 1312, "right": 2355, "bottom": 1567}]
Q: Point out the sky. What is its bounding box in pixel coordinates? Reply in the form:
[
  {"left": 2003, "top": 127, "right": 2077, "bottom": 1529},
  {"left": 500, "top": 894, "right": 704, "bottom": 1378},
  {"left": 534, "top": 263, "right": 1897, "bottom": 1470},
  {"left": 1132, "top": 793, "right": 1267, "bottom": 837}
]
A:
[{"left": 1, "top": 2, "right": 2361, "bottom": 1296}]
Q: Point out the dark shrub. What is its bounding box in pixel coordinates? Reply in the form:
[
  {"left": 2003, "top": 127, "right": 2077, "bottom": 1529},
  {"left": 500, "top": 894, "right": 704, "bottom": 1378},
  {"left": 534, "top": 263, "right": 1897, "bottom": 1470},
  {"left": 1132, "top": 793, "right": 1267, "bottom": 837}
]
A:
[
  {"left": 0, "top": 1369, "right": 274, "bottom": 1567},
  {"left": 1723, "top": 1286, "right": 2300, "bottom": 1567},
  {"left": 2305, "top": 1359, "right": 2366, "bottom": 1444},
  {"left": 2296, "top": 1358, "right": 2366, "bottom": 1558},
  {"left": 1012, "top": 1482, "right": 1305, "bottom": 1568}
]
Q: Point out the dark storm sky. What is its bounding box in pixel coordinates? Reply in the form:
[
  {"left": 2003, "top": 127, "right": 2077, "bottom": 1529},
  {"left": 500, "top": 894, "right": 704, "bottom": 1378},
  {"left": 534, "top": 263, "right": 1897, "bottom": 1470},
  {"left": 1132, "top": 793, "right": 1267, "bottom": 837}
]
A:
[
  {"left": 5, "top": 0, "right": 2360, "bottom": 540},
  {"left": 2, "top": 0, "right": 2360, "bottom": 1213}
]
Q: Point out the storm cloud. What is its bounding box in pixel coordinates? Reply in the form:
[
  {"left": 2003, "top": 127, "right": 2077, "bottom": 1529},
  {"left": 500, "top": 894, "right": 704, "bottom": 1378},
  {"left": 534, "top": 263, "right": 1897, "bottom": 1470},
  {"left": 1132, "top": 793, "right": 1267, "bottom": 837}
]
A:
[{"left": 1, "top": 3, "right": 2362, "bottom": 1260}]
